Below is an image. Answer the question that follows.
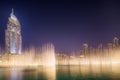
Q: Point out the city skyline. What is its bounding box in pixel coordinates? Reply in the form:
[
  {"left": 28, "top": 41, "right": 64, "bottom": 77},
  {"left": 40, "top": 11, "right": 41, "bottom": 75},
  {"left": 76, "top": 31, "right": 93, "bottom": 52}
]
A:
[
  {"left": 0, "top": 0, "right": 120, "bottom": 52},
  {"left": 0, "top": 1, "right": 120, "bottom": 80}
]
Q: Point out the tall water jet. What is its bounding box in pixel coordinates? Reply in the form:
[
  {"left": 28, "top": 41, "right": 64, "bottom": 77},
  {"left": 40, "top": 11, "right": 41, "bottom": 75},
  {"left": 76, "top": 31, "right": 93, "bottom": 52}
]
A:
[{"left": 41, "top": 43, "right": 56, "bottom": 66}]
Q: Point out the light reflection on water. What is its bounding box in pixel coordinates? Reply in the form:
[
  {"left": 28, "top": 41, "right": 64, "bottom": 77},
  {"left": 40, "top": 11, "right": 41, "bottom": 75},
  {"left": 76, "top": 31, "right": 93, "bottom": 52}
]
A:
[
  {"left": 9, "top": 68, "right": 22, "bottom": 80},
  {"left": 0, "top": 66, "right": 120, "bottom": 80}
]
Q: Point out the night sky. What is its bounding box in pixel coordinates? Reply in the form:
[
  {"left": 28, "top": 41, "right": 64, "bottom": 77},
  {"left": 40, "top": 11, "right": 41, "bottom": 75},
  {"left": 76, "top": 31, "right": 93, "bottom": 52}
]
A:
[{"left": 0, "top": 0, "right": 120, "bottom": 52}]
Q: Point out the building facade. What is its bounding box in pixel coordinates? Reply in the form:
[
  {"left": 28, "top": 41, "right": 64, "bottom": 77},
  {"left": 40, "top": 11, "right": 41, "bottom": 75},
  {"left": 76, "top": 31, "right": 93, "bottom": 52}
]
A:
[{"left": 5, "top": 9, "right": 22, "bottom": 54}]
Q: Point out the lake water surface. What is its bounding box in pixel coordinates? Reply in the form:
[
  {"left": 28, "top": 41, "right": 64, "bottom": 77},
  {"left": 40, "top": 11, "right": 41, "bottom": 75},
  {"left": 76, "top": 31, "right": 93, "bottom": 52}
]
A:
[{"left": 0, "top": 66, "right": 120, "bottom": 80}]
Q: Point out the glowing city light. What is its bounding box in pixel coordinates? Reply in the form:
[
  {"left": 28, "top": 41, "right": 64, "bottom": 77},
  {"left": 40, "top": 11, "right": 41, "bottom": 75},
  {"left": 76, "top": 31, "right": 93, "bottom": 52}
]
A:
[{"left": 1, "top": 9, "right": 120, "bottom": 76}]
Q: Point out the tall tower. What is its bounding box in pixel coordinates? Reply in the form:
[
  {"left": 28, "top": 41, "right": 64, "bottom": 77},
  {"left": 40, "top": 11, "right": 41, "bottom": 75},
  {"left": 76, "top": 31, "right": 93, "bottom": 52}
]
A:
[{"left": 5, "top": 9, "right": 22, "bottom": 54}]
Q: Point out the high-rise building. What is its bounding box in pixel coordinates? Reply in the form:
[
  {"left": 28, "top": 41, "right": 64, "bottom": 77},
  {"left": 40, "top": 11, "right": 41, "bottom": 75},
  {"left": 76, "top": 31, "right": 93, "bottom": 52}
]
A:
[
  {"left": 5, "top": 9, "right": 22, "bottom": 54},
  {"left": 113, "top": 37, "right": 119, "bottom": 47}
]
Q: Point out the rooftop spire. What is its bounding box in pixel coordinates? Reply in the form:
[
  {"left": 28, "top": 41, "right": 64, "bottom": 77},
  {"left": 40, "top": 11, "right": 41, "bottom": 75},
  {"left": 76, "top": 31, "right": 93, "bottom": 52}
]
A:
[
  {"left": 10, "top": 8, "right": 18, "bottom": 21},
  {"left": 11, "top": 8, "right": 14, "bottom": 16},
  {"left": 12, "top": 8, "right": 14, "bottom": 15}
]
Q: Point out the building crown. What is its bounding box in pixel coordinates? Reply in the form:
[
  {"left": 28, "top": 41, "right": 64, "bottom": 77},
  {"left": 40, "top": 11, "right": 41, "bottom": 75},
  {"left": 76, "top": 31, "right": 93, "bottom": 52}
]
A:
[{"left": 10, "top": 8, "right": 18, "bottom": 21}]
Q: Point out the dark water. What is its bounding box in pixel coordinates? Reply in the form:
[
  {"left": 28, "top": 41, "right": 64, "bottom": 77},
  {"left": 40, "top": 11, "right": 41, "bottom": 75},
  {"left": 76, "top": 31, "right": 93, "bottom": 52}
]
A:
[{"left": 0, "top": 66, "right": 120, "bottom": 80}]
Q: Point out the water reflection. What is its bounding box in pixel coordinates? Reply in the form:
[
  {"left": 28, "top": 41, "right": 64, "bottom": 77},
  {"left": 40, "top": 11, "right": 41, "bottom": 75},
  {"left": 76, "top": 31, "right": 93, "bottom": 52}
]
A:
[
  {"left": 9, "top": 68, "right": 22, "bottom": 80},
  {"left": 0, "top": 66, "right": 120, "bottom": 80},
  {"left": 0, "top": 69, "right": 3, "bottom": 80},
  {"left": 42, "top": 67, "right": 56, "bottom": 80},
  {"left": 21, "top": 67, "right": 56, "bottom": 80},
  {"left": 0, "top": 68, "right": 22, "bottom": 80}
]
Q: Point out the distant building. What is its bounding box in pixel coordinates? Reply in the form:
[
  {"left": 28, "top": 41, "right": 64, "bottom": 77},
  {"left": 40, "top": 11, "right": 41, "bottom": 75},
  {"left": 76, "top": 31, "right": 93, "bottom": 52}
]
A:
[
  {"left": 83, "top": 43, "right": 89, "bottom": 57},
  {"left": 113, "top": 37, "right": 119, "bottom": 47},
  {"left": 83, "top": 43, "right": 88, "bottom": 52},
  {"left": 5, "top": 9, "right": 22, "bottom": 54}
]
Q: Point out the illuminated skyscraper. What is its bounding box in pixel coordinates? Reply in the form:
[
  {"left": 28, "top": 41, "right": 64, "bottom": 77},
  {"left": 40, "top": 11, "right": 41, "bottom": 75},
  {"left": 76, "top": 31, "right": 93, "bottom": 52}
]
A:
[{"left": 5, "top": 9, "right": 22, "bottom": 54}]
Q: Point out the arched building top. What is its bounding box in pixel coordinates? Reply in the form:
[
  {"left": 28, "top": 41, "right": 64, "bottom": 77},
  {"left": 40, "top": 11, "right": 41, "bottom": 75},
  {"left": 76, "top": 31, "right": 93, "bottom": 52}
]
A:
[{"left": 10, "top": 8, "right": 18, "bottom": 21}]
